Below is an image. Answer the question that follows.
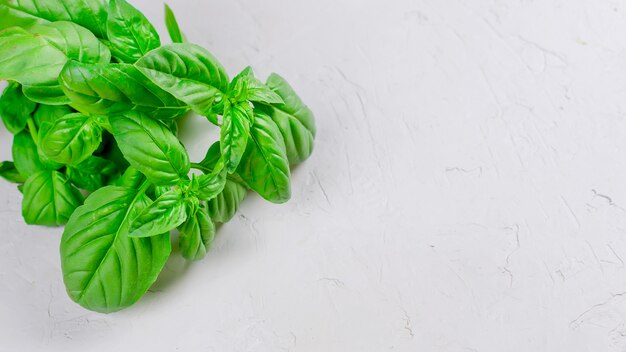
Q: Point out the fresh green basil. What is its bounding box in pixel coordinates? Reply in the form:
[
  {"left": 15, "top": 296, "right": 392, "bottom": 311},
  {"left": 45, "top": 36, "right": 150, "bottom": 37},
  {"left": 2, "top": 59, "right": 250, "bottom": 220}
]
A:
[
  {"left": 221, "top": 102, "right": 252, "bottom": 173},
  {"left": 0, "top": 82, "right": 37, "bottom": 134},
  {"left": 262, "top": 73, "right": 316, "bottom": 165},
  {"left": 22, "top": 170, "right": 84, "bottom": 226},
  {"left": 60, "top": 184, "right": 171, "bottom": 313},
  {"left": 0, "top": 161, "right": 27, "bottom": 184},
  {"left": 129, "top": 188, "right": 188, "bottom": 238},
  {"left": 39, "top": 113, "right": 103, "bottom": 165},
  {"left": 107, "top": 0, "right": 160, "bottom": 63},
  {"left": 236, "top": 110, "right": 291, "bottom": 203},
  {"left": 0, "top": 0, "right": 109, "bottom": 39},
  {"left": 59, "top": 61, "right": 188, "bottom": 119},
  {"left": 67, "top": 156, "right": 118, "bottom": 191},
  {"left": 135, "top": 43, "right": 230, "bottom": 116},
  {"left": 0, "top": 0, "right": 316, "bottom": 314},
  {"left": 110, "top": 112, "right": 190, "bottom": 186},
  {"left": 164, "top": 4, "right": 185, "bottom": 44},
  {"left": 179, "top": 205, "right": 215, "bottom": 261}
]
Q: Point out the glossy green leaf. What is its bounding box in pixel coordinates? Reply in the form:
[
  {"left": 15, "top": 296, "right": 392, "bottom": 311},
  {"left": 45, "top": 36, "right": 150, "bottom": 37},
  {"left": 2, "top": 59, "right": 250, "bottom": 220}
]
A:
[
  {"left": 110, "top": 112, "right": 190, "bottom": 186},
  {"left": 179, "top": 205, "right": 215, "bottom": 261},
  {"left": 22, "top": 170, "right": 84, "bottom": 226},
  {"left": 28, "top": 21, "right": 111, "bottom": 64},
  {"left": 0, "top": 82, "right": 37, "bottom": 134},
  {"left": 0, "top": 27, "right": 69, "bottom": 103},
  {"left": 0, "top": 21, "right": 110, "bottom": 104},
  {"left": 59, "top": 61, "right": 189, "bottom": 120},
  {"left": 207, "top": 179, "right": 247, "bottom": 223},
  {"left": 236, "top": 110, "right": 291, "bottom": 203},
  {"left": 198, "top": 142, "right": 247, "bottom": 223},
  {"left": 0, "top": 0, "right": 109, "bottom": 39},
  {"left": 12, "top": 131, "right": 45, "bottom": 177},
  {"left": 129, "top": 188, "right": 188, "bottom": 238},
  {"left": 164, "top": 4, "right": 185, "bottom": 44},
  {"left": 33, "top": 104, "right": 73, "bottom": 128},
  {"left": 263, "top": 73, "right": 316, "bottom": 165},
  {"left": 221, "top": 102, "right": 252, "bottom": 173},
  {"left": 67, "top": 156, "right": 118, "bottom": 191},
  {"left": 197, "top": 167, "right": 227, "bottom": 201},
  {"left": 40, "top": 113, "right": 103, "bottom": 165},
  {"left": 135, "top": 43, "right": 230, "bottom": 116},
  {"left": 0, "top": 161, "right": 27, "bottom": 184},
  {"left": 60, "top": 184, "right": 171, "bottom": 313},
  {"left": 230, "top": 67, "right": 283, "bottom": 104},
  {"left": 107, "top": 0, "right": 160, "bottom": 63}
]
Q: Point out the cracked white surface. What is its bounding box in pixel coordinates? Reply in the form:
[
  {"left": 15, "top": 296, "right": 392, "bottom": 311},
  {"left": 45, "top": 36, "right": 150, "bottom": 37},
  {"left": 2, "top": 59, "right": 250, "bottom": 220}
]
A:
[{"left": 2, "top": 0, "right": 626, "bottom": 351}]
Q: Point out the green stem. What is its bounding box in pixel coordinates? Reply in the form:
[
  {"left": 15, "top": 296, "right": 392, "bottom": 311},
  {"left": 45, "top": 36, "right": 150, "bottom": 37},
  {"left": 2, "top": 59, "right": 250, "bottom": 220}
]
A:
[
  {"left": 26, "top": 118, "right": 39, "bottom": 145},
  {"left": 190, "top": 162, "right": 212, "bottom": 173}
]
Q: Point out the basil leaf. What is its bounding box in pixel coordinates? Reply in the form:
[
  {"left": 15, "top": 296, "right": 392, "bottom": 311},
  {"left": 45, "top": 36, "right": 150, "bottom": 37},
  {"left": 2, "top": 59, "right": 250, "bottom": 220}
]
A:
[
  {"left": 179, "top": 205, "right": 215, "bottom": 261},
  {"left": 110, "top": 112, "right": 190, "bottom": 186},
  {"left": 0, "top": 161, "right": 27, "bottom": 184},
  {"left": 67, "top": 156, "right": 118, "bottom": 191},
  {"left": 40, "top": 113, "right": 103, "bottom": 165},
  {"left": 60, "top": 185, "right": 171, "bottom": 313},
  {"left": 230, "top": 67, "right": 283, "bottom": 104},
  {"left": 0, "top": 27, "right": 69, "bottom": 104},
  {"left": 116, "top": 166, "right": 146, "bottom": 188},
  {"left": 236, "top": 110, "right": 291, "bottom": 203},
  {"left": 22, "top": 170, "right": 84, "bottom": 226},
  {"left": 0, "top": 82, "right": 37, "bottom": 134},
  {"left": 0, "top": 22, "right": 110, "bottom": 104},
  {"left": 107, "top": 0, "right": 160, "bottom": 63},
  {"left": 221, "top": 103, "right": 252, "bottom": 173},
  {"left": 12, "top": 131, "right": 45, "bottom": 177},
  {"left": 208, "top": 179, "right": 247, "bottom": 223},
  {"left": 0, "top": 0, "right": 109, "bottom": 39},
  {"left": 59, "top": 61, "right": 189, "bottom": 120},
  {"left": 129, "top": 188, "right": 188, "bottom": 238},
  {"left": 197, "top": 167, "right": 227, "bottom": 201},
  {"left": 263, "top": 73, "right": 316, "bottom": 165},
  {"left": 33, "top": 104, "right": 73, "bottom": 128},
  {"left": 28, "top": 21, "right": 111, "bottom": 64},
  {"left": 164, "top": 4, "right": 185, "bottom": 44},
  {"left": 135, "top": 43, "right": 230, "bottom": 116}
]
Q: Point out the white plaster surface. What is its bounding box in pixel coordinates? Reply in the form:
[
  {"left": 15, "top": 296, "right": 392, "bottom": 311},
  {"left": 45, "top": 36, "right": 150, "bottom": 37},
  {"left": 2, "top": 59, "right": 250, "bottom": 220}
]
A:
[{"left": 2, "top": 0, "right": 626, "bottom": 351}]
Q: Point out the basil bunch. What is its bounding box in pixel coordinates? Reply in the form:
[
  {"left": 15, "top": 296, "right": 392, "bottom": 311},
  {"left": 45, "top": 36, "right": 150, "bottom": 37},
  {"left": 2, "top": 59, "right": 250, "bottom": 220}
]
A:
[{"left": 0, "top": 0, "right": 315, "bottom": 313}]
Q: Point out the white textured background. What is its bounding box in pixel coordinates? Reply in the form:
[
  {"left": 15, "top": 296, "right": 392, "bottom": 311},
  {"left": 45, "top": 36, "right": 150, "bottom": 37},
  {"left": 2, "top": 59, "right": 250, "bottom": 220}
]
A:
[{"left": 3, "top": 0, "right": 626, "bottom": 351}]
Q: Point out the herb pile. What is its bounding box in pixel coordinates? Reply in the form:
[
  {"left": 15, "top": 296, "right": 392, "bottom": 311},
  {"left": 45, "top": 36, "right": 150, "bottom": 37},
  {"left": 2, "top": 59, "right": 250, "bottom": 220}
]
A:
[{"left": 0, "top": 0, "right": 315, "bottom": 313}]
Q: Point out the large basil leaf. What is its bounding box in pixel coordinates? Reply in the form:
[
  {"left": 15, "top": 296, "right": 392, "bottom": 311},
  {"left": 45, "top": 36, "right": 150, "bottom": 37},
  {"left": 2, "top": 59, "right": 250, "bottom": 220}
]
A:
[
  {"left": 164, "top": 4, "right": 185, "bottom": 44},
  {"left": 135, "top": 43, "right": 230, "bottom": 116},
  {"left": 22, "top": 170, "right": 84, "bottom": 226},
  {"left": 39, "top": 113, "right": 103, "bottom": 165},
  {"left": 0, "top": 0, "right": 109, "bottom": 39},
  {"left": 60, "top": 185, "right": 171, "bottom": 313},
  {"left": 0, "top": 22, "right": 110, "bottom": 104},
  {"left": 33, "top": 104, "right": 73, "bottom": 128},
  {"left": 129, "top": 188, "right": 188, "bottom": 238},
  {"left": 0, "top": 27, "right": 69, "bottom": 104},
  {"left": 59, "top": 61, "right": 188, "bottom": 120},
  {"left": 67, "top": 156, "right": 118, "bottom": 191},
  {"left": 12, "top": 131, "right": 45, "bottom": 177},
  {"left": 0, "top": 161, "right": 27, "bottom": 184},
  {"left": 110, "top": 112, "right": 190, "bottom": 186},
  {"left": 263, "top": 73, "right": 316, "bottom": 165},
  {"left": 179, "top": 205, "right": 215, "bottom": 261},
  {"left": 221, "top": 103, "right": 252, "bottom": 173},
  {"left": 29, "top": 21, "right": 110, "bottom": 64},
  {"left": 107, "top": 0, "right": 160, "bottom": 63},
  {"left": 0, "top": 82, "right": 37, "bottom": 134},
  {"left": 236, "top": 110, "right": 291, "bottom": 203}
]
